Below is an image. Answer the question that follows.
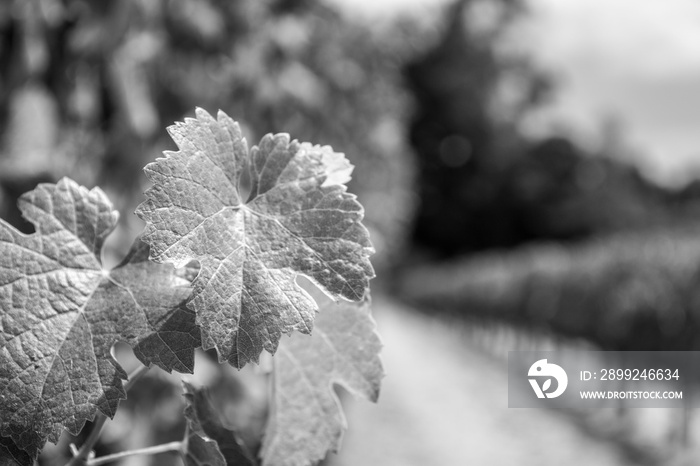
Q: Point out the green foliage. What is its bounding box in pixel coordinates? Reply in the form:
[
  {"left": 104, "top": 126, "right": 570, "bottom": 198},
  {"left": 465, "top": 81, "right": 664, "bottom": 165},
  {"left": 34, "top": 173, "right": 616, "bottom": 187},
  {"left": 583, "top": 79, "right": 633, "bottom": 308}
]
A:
[
  {"left": 0, "top": 436, "right": 31, "bottom": 466},
  {"left": 182, "top": 381, "right": 255, "bottom": 466},
  {"left": 262, "top": 288, "right": 382, "bottom": 466},
  {"left": 136, "top": 109, "right": 374, "bottom": 368},
  {"left": 0, "top": 179, "right": 197, "bottom": 457},
  {"left": 0, "top": 111, "right": 381, "bottom": 466},
  {"left": 399, "top": 228, "right": 700, "bottom": 350},
  {"left": 180, "top": 289, "right": 384, "bottom": 466}
]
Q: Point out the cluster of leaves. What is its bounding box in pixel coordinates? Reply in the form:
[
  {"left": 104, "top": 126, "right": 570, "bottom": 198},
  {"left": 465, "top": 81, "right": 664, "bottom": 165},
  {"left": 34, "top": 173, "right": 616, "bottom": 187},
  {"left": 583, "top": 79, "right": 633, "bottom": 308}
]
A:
[{"left": 0, "top": 109, "right": 382, "bottom": 466}]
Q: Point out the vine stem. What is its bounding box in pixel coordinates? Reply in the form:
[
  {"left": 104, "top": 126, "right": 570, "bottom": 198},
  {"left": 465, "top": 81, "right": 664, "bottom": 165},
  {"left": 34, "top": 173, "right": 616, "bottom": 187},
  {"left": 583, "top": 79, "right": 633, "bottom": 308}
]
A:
[
  {"left": 123, "top": 364, "right": 150, "bottom": 391},
  {"left": 86, "top": 441, "right": 183, "bottom": 465},
  {"left": 65, "top": 364, "right": 151, "bottom": 466}
]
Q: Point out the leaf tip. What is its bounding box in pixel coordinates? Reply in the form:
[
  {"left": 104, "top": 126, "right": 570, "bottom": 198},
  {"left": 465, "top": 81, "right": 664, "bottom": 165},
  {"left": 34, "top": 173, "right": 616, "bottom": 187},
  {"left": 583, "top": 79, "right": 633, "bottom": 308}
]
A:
[{"left": 194, "top": 106, "right": 215, "bottom": 122}]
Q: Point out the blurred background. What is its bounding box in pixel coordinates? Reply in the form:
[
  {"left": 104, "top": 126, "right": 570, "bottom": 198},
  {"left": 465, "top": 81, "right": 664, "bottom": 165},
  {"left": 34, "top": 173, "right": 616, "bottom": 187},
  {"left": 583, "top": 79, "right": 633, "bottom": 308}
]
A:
[{"left": 1, "top": 0, "right": 700, "bottom": 464}]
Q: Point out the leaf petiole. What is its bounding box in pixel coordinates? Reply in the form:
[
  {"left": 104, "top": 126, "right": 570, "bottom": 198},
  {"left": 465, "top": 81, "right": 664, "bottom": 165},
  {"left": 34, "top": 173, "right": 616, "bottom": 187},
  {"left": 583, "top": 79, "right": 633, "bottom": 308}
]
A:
[
  {"left": 65, "top": 364, "right": 151, "bottom": 466},
  {"left": 124, "top": 364, "right": 150, "bottom": 391},
  {"left": 66, "top": 415, "right": 107, "bottom": 466},
  {"left": 86, "top": 441, "right": 183, "bottom": 466}
]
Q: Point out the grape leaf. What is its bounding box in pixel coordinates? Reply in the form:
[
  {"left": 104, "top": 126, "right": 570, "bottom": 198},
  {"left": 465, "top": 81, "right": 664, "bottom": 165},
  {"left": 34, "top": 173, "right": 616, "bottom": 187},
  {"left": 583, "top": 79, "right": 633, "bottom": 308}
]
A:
[
  {"left": 0, "top": 178, "right": 200, "bottom": 460},
  {"left": 182, "top": 381, "right": 256, "bottom": 466},
  {"left": 261, "top": 290, "right": 383, "bottom": 466},
  {"left": 136, "top": 108, "right": 374, "bottom": 368},
  {"left": 0, "top": 436, "right": 31, "bottom": 466}
]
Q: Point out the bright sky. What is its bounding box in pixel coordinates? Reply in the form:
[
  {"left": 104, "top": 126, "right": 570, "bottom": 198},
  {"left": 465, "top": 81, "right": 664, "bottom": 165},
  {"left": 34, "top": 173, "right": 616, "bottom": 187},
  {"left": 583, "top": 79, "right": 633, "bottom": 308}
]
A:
[
  {"left": 514, "top": 0, "right": 700, "bottom": 185},
  {"left": 325, "top": 0, "right": 700, "bottom": 186}
]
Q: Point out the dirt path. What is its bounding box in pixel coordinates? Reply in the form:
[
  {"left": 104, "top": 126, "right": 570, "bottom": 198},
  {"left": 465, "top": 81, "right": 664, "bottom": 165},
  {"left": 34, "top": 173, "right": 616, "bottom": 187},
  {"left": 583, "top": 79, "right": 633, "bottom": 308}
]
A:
[{"left": 328, "top": 295, "right": 635, "bottom": 466}]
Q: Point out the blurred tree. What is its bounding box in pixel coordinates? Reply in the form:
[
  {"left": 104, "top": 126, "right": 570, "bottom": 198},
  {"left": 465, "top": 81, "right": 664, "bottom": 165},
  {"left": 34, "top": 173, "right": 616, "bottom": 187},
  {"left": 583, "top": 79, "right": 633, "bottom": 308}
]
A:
[
  {"left": 404, "top": 0, "right": 700, "bottom": 256},
  {"left": 404, "top": 0, "right": 548, "bottom": 254},
  {"left": 505, "top": 137, "right": 673, "bottom": 242}
]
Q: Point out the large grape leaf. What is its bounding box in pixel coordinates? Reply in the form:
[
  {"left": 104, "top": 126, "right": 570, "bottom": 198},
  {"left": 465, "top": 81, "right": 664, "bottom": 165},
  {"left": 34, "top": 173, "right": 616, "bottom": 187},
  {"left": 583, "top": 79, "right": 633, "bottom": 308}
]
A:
[
  {"left": 182, "top": 381, "right": 256, "bottom": 466},
  {"left": 261, "top": 290, "right": 383, "bottom": 466},
  {"left": 0, "top": 178, "right": 200, "bottom": 461},
  {"left": 136, "top": 108, "right": 374, "bottom": 368}
]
